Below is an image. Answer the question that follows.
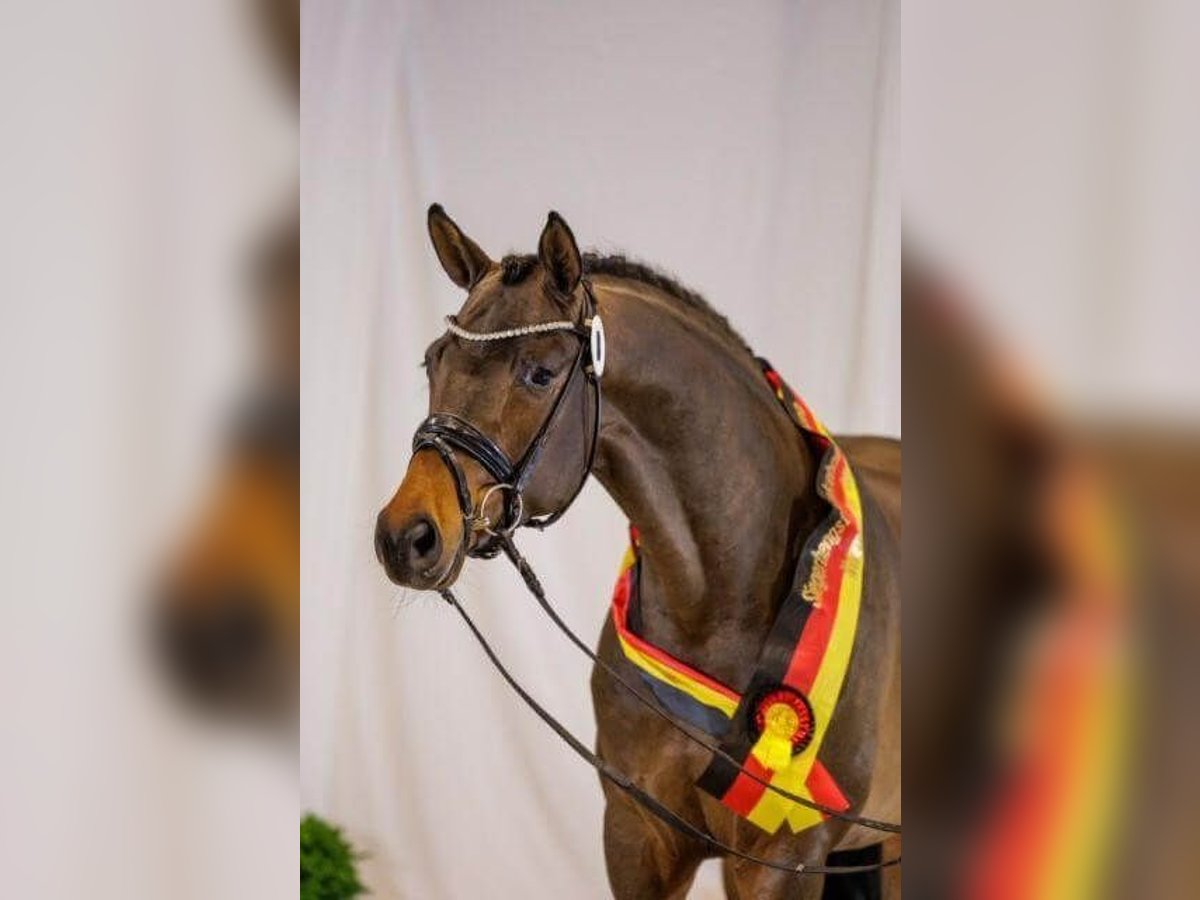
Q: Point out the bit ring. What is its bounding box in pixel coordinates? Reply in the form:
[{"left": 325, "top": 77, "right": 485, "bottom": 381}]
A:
[{"left": 471, "top": 483, "right": 524, "bottom": 537}]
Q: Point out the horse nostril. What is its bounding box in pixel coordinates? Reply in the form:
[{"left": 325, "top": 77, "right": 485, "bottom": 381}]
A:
[
  {"left": 375, "top": 511, "right": 443, "bottom": 582},
  {"left": 405, "top": 517, "right": 440, "bottom": 565}
]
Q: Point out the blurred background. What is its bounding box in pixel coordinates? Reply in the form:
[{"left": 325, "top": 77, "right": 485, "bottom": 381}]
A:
[
  {"left": 301, "top": 2, "right": 897, "bottom": 898},
  {"left": 906, "top": 1, "right": 1200, "bottom": 897},
  {"left": 0, "top": 0, "right": 297, "bottom": 897}
]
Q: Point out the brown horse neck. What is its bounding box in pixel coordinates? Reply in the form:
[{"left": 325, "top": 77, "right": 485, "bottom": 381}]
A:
[{"left": 587, "top": 277, "right": 821, "bottom": 684}]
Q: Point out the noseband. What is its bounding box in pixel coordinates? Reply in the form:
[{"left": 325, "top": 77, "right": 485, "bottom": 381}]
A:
[{"left": 411, "top": 280, "right": 604, "bottom": 558}]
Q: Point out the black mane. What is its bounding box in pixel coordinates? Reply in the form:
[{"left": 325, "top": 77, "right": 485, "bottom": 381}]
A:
[{"left": 499, "top": 252, "right": 752, "bottom": 356}]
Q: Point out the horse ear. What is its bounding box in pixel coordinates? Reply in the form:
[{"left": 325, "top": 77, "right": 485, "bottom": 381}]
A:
[
  {"left": 537, "top": 211, "right": 582, "bottom": 296},
  {"left": 427, "top": 204, "right": 492, "bottom": 290}
]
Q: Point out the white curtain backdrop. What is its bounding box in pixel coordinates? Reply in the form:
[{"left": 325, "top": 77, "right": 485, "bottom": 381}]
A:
[
  {"left": 0, "top": 2, "right": 296, "bottom": 898},
  {"left": 301, "top": 2, "right": 898, "bottom": 897}
]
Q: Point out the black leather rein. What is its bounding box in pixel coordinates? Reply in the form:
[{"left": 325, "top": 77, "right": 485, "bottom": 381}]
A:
[{"left": 412, "top": 279, "right": 900, "bottom": 877}]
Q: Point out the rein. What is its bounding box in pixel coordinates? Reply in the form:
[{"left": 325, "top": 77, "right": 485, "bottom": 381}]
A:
[
  {"left": 414, "top": 280, "right": 901, "bottom": 876},
  {"left": 440, "top": 582, "right": 898, "bottom": 877}
]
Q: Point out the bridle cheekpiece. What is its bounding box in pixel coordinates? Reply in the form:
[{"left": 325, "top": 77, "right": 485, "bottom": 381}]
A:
[{"left": 411, "top": 280, "right": 604, "bottom": 558}]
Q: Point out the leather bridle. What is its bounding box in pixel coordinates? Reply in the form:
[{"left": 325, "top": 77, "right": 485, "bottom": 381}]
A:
[
  {"left": 411, "top": 279, "right": 902, "bottom": 876},
  {"left": 411, "top": 280, "right": 603, "bottom": 560}
]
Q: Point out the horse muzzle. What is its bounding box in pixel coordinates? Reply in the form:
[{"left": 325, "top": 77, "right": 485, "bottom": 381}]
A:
[{"left": 376, "top": 450, "right": 468, "bottom": 588}]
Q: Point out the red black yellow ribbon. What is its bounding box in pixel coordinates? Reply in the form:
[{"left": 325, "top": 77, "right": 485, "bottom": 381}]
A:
[{"left": 610, "top": 360, "right": 865, "bottom": 834}]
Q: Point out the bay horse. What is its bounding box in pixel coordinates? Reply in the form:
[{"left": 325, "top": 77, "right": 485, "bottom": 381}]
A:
[{"left": 376, "top": 207, "right": 901, "bottom": 898}]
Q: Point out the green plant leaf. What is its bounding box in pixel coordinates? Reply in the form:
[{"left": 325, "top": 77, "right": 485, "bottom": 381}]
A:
[{"left": 300, "top": 813, "right": 366, "bottom": 899}]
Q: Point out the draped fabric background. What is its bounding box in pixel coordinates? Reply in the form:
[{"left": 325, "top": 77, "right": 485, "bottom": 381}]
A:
[
  {"left": 0, "top": 2, "right": 297, "bottom": 897},
  {"left": 301, "top": 2, "right": 898, "bottom": 896}
]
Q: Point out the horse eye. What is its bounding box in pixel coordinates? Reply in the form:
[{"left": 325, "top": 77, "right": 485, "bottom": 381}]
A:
[{"left": 524, "top": 365, "right": 555, "bottom": 388}]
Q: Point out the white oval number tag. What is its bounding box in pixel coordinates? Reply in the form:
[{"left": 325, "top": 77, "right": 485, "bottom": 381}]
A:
[{"left": 589, "top": 315, "right": 606, "bottom": 378}]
